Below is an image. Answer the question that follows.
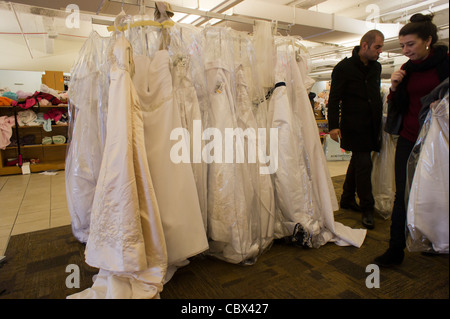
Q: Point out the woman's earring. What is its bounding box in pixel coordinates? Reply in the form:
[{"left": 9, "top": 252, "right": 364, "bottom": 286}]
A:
[{"left": 426, "top": 46, "right": 429, "bottom": 50}]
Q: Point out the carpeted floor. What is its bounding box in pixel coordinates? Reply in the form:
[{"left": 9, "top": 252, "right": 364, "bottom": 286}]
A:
[{"left": 0, "top": 175, "right": 448, "bottom": 299}]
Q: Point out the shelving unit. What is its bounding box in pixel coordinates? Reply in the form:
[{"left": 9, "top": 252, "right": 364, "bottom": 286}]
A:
[
  {"left": 0, "top": 103, "right": 68, "bottom": 175},
  {"left": 316, "top": 119, "right": 328, "bottom": 144}
]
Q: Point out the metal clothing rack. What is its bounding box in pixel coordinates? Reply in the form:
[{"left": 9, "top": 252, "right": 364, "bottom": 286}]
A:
[
  {"left": 12, "top": 106, "right": 23, "bottom": 167},
  {"left": 95, "top": 0, "right": 290, "bottom": 31}
]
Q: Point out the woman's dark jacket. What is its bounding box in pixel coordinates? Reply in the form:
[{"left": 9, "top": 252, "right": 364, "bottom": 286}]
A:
[
  {"left": 384, "top": 45, "right": 449, "bottom": 136},
  {"left": 328, "top": 46, "right": 383, "bottom": 152}
]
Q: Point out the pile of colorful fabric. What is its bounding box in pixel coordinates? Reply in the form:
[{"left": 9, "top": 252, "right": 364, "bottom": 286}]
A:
[
  {"left": 0, "top": 96, "right": 14, "bottom": 106},
  {"left": 12, "top": 91, "right": 62, "bottom": 109}
]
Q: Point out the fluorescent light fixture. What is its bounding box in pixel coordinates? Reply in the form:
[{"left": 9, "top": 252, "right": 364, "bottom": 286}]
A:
[
  {"left": 171, "top": 12, "right": 188, "bottom": 22},
  {"left": 379, "top": 0, "right": 440, "bottom": 18},
  {"left": 179, "top": 14, "right": 201, "bottom": 24},
  {"left": 335, "top": 38, "right": 360, "bottom": 47},
  {"left": 393, "top": 3, "right": 449, "bottom": 23},
  {"left": 199, "top": 18, "right": 223, "bottom": 26}
]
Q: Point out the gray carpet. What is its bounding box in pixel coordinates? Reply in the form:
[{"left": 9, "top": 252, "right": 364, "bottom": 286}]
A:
[{"left": 0, "top": 175, "right": 448, "bottom": 300}]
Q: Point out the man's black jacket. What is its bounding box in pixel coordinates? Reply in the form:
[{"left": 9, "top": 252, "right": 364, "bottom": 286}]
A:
[{"left": 327, "top": 46, "right": 383, "bottom": 152}]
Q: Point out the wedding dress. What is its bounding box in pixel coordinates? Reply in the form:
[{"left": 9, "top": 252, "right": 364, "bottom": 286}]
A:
[
  {"left": 65, "top": 32, "right": 110, "bottom": 243},
  {"left": 132, "top": 49, "right": 209, "bottom": 265},
  {"left": 202, "top": 27, "right": 260, "bottom": 264},
  {"left": 68, "top": 35, "right": 168, "bottom": 299},
  {"left": 172, "top": 53, "right": 208, "bottom": 230}
]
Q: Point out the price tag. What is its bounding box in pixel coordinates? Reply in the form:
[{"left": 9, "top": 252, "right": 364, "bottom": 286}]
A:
[{"left": 21, "top": 162, "right": 31, "bottom": 175}]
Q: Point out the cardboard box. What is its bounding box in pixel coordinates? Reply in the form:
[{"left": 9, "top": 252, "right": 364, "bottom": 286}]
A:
[{"left": 42, "top": 71, "right": 64, "bottom": 91}]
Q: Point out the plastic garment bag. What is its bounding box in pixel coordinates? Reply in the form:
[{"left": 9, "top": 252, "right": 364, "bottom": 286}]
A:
[
  {"left": 232, "top": 30, "right": 276, "bottom": 253},
  {"left": 167, "top": 23, "right": 210, "bottom": 118},
  {"left": 371, "top": 87, "right": 397, "bottom": 219},
  {"left": 267, "top": 44, "right": 316, "bottom": 243},
  {"left": 65, "top": 32, "right": 111, "bottom": 243},
  {"left": 406, "top": 91, "right": 449, "bottom": 253},
  {"left": 289, "top": 46, "right": 366, "bottom": 248},
  {"left": 268, "top": 40, "right": 366, "bottom": 248},
  {"left": 202, "top": 27, "right": 260, "bottom": 264},
  {"left": 294, "top": 42, "right": 315, "bottom": 94},
  {"left": 253, "top": 97, "right": 277, "bottom": 251},
  {"left": 169, "top": 24, "right": 208, "bottom": 231},
  {"left": 69, "top": 34, "right": 168, "bottom": 299},
  {"left": 253, "top": 20, "right": 275, "bottom": 88}
]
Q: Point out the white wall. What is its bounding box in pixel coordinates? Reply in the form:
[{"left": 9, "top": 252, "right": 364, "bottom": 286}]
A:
[
  {"left": 0, "top": 34, "right": 85, "bottom": 73},
  {"left": 311, "top": 81, "right": 328, "bottom": 94},
  {"left": 0, "top": 69, "right": 44, "bottom": 93}
]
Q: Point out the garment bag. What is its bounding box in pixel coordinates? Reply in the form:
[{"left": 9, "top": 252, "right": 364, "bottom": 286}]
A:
[
  {"left": 232, "top": 31, "right": 276, "bottom": 253},
  {"left": 407, "top": 92, "right": 449, "bottom": 253},
  {"left": 203, "top": 27, "right": 260, "bottom": 264},
  {"left": 288, "top": 42, "right": 366, "bottom": 248},
  {"left": 169, "top": 24, "right": 208, "bottom": 231},
  {"left": 267, "top": 46, "right": 315, "bottom": 242},
  {"left": 371, "top": 87, "right": 397, "bottom": 219},
  {"left": 65, "top": 32, "right": 110, "bottom": 243}
]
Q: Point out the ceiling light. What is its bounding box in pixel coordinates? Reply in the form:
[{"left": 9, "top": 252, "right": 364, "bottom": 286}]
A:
[
  {"left": 171, "top": 12, "right": 187, "bottom": 22},
  {"left": 379, "top": 0, "right": 441, "bottom": 19},
  {"left": 179, "top": 14, "right": 201, "bottom": 24},
  {"left": 393, "top": 3, "right": 449, "bottom": 23},
  {"left": 199, "top": 18, "right": 223, "bottom": 27}
]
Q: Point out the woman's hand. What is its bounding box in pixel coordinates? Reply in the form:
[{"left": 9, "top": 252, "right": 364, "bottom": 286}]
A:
[
  {"left": 430, "top": 100, "right": 440, "bottom": 109},
  {"left": 390, "top": 69, "right": 406, "bottom": 92}
]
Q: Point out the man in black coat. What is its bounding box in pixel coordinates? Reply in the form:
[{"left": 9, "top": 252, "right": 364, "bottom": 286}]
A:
[{"left": 327, "top": 29, "right": 384, "bottom": 229}]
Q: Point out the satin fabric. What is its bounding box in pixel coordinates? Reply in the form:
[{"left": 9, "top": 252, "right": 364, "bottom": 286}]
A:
[
  {"left": 268, "top": 45, "right": 367, "bottom": 248},
  {"left": 290, "top": 48, "right": 366, "bottom": 248},
  {"left": 69, "top": 36, "right": 168, "bottom": 299},
  {"left": 267, "top": 82, "right": 316, "bottom": 238},
  {"left": 133, "top": 50, "right": 209, "bottom": 265}
]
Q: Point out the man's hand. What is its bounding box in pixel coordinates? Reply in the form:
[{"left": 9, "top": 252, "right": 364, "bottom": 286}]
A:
[{"left": 329, "top": 128, "right": 341, "bottom": 143}]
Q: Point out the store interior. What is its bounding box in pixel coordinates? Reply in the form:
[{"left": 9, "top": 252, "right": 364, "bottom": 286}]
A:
[{"left": 0, "top": 0, "right": 448, "bottom": 300}]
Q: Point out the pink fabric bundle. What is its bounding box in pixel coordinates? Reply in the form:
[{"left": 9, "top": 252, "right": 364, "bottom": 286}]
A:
[
  {"left": 44, "top": 108, "right": 63, "bottom": 122},
  {"left": 0, "top": 115, "right": 16, "bottom": 149},
  {"left": 12, "top": 91, "right": 62, "bottom": 109},
  {"left": 16, "top": 90, "right": 33, "bottom": 99}
]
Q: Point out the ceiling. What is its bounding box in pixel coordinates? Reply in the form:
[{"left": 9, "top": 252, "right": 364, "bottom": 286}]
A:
[{"left": 0, "top": 0, "right": 448, "bottom": 80}]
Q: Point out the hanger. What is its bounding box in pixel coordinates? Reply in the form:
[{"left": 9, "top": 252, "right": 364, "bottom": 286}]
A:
[
  {"left": 154, "top": 1, "right": 174, "bottom": 23},
  {"left": 107, "top": 1, "right": 175, "bottom": 32},
  {"left": 107, "top": 18, "right": 170, "bottom": 32},
  {"left": 113, "top": 6, "right": 132, "bottom": 35}
]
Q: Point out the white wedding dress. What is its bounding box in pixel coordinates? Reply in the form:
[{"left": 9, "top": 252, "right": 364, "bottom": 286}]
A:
[
  {"left": 65, "top": 32, "right": 110, "bottom": 243},
  {"left": 132, "top": 50, "right": 209, "bottom": 265},
  {"left": 68, "top": 35, "right": 168, "bottom": 299}
]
